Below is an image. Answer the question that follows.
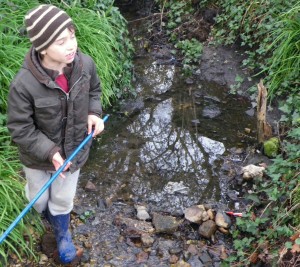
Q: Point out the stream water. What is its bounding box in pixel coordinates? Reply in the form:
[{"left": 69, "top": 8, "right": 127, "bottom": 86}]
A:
[
  {"left": 80, "top": 55, "right": 256, "bottom": 213},
  {"left": 72, "top": 11, "right": 258, "bottom": 265},
  {"left": 68, "top": 3, "right": 260, "bottom": 266}
]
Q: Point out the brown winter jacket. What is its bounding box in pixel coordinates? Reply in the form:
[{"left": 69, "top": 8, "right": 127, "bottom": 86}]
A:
[{"left": 7, "top": 46, "right": 102, "bottom": 173}]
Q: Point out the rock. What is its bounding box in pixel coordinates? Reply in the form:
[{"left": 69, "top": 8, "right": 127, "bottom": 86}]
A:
[
  {"left": 198, "top": 220, "right": 217, "bottom": 239},
  {"left": 141, "top": 233, "right": 155, "bottom": 247},
  {"left": 85, "top": 180, "right": 97, "bottom": 191},
  {"left": 263, "top": 137, "right": 280, "bottom": 158},
  {"left": 97, "top": 198, "right": 108, "bottom": 211},
  {"left": 184, "top": 205, "right": 206, "bottom": 224},
  {"left": 202, "top": 105, "right": 222, "bottom": 119},
  {"left": 187, "top": 256, "right": 204, "bottom": 267},
  {"left": 135, "top": 204, "right": 150, "bottom": 221},
  {"left": 199, "top": 251, "right": 213, "bottom": 265},
  {"left": 207, "top": 209, "right": 215, "bottom": 220},
  {"left": 152, "top": 212, "right": 183, "bottom": 234},
  {"left": 170, "top": 254, "right": 179, "bottom": 264},
  {"left": 136, "top": 251, "right": 149, "bottom": 263},
  {"left": 171, "top": 259, "right": 191, "bottom": 267},
  {"left": 114, "top": 216, "right": 155, "bottom": 236},
  {"left": 218, "top": 227, "right": 229, "bottom": 234},
  {"left": 215, "top": 211, "right": 231, "bottom": 229},
  {"left": 242, "top": 164, "right": 265, "bottom": 180},
  {"left": 38, "top": 254, "right": 48, "bottom": 265}
]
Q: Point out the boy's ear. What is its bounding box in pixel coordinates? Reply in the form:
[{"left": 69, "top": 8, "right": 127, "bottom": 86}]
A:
[{"left": 40, "top": 50, "right": 47, "bottom": 55}]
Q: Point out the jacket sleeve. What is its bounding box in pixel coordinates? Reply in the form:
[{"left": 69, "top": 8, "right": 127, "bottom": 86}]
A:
[
  {"left": 88, "top": 58, "right": 102, "bottom": 117},
  {"left": 7, "top": 81, "right": 59, "bottom": 162}
]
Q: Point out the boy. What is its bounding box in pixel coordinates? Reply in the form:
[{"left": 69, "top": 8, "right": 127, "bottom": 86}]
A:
[{"left": 7, "top": 4, "right": 104, "bottom": 265}]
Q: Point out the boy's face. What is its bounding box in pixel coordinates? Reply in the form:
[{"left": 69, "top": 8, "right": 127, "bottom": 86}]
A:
[{"left": 41, "top": 27, "right": 77, "bottom": 69}]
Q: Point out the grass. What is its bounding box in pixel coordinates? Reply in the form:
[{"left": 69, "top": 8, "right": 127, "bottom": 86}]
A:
[
  {"left": 0, "top": 126, "right": 43, "bottom": 265},
  {"left": 266, "top": 3, "right": 300, "bottom": 97},
  {"left": 0, "top": 0, "right": 133, "bottom": 263}
]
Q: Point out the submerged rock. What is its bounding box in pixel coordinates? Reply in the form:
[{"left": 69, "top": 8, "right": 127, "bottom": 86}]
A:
[{"left": 152, "top": 212, "right": 183, "bottom": 234}]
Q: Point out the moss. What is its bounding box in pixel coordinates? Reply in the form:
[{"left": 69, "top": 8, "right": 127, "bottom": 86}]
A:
[{"left": 263, "top": 137, "right": 280, "bottom": 158}]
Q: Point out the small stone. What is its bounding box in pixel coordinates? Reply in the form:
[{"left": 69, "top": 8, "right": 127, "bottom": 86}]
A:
[
  {"left": 207, "top": 209, "right": 214, "bottom": 220},
  {"left": 215, "top": 211, "right": 231, "bottom": 229},
  {"left": 184, "top": 205, "right": 205, "bottom": 224},
  {"left": 152, "top": 212, "right": 183, "bottom": 234},
  {"left": 170, "top": 254, "right": 179, "bottom": 264},
  {"left": 218, "top": 227, "right": 229, "bottom": 234},
  {"left": 136, "top": 251, "right": 149, "bottom": 263},
  {"left": 135, "top": 204, "right": 150, "bottom": 221},
  {"left": 244, "top": 128, "right": 251, "bottom": 134},
  {"left": 198, "top": 220, "right": 217, "bottom": 239},
  {"left": 242, "top": 164, "right": 265, "bottom": 180},
  {"left": 38, "top": 254, "right": 48, "bottom": 265},
  {"left": 85, "top": 180, "right": 97, "bottom": 191},
  {"left": 141, "top": 233, "right": 155, "bottom": 247}
]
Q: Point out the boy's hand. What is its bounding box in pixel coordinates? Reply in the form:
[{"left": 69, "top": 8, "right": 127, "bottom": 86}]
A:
[
  {"left": 52, "top": 152, "right": 71, "bottom": 178},
  {"left": 88, "top": 115, "right": 104, "bottom": 137}
]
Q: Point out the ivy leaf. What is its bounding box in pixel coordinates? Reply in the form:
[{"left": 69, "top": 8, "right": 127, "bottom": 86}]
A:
[
  {"left": 246, "top": 194, "right": 260, "bottom": 204},
  {"left": 285, "top": 241, "right": 293, "bottom": 249}
]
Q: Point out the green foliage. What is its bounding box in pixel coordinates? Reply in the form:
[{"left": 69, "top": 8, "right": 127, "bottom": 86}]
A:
[
  {"left": 0, "top": 0, "right": 37, "bottom": 113},
  {"left": 79, "top": 210, "right": 95, "bottom": 223},
  {"left": 229, "top": 75, "right": 244, "bottom": 94},
  {"left": 0, "top": 0, "right": 133, "bottom": 264},
  {"left": 265, "top": 3, "right": 300, "bottom": 98},
  {"left": 46, "top": 0, "right": 135, "bottom": 107},
  {"left": 213, "top": 0, "right": 299, "bottom": 73},
  {"left": 225, "top": 122, "right": 300, "bottom": 264},
  {"left": 174, "top": 38, "right": 203, "bottom": 75},
  {"left": 0, "top": 126, "right": 43, "bottom": 264}
]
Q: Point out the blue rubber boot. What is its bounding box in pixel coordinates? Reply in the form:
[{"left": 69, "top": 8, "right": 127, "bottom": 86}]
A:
[{"left": 47, "top": 210, "right": 77, "bottom": 264}]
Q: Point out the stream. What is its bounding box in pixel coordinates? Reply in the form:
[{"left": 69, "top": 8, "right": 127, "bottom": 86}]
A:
[{"left": 70, "top": 3, "right": 259, "bottom": 266}]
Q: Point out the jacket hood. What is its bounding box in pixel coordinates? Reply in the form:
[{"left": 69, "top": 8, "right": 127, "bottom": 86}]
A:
[{"left": 23, "top": 46, "right": 82, "bottom": 86}]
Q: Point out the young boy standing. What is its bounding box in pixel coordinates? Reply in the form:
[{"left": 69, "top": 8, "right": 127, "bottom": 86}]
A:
[{"left": 7, "top": 4, "right": 104, "bottom": 265}]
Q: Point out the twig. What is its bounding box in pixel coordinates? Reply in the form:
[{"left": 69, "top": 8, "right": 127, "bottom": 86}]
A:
[{"left": 128, "top": 12, "right": 167, "bottom": 23}]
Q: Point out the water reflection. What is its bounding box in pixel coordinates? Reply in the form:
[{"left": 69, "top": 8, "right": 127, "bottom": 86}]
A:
[
  {"left": 82, "top": 56, "right": 255, "bottom": 213},
  {"left": 135, "top": 60, "right": 176, "bottom": 95}
]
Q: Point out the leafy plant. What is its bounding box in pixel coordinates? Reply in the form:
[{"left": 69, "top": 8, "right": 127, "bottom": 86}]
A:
[
  {"left": 175, "top": 38, "right": 203, "bottom": 75},
  {"left": 229, "top": 75, "right": 244, "bottom": 94}
]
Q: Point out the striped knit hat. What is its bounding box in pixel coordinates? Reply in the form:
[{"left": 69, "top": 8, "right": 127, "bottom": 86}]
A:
[{"left": 25, "top": 4, "right": 73, "bottom": 52}]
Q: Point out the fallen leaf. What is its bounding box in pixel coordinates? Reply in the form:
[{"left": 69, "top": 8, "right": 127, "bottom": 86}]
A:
[
  {"left": 290, "top": 232, "right": 300, "bottom": 242},
  {"left": 249, "top": 252, "right": 259, "bottom": 263},
  {"left": 291, "top": 243, "right": 300, "bottom": 253}
]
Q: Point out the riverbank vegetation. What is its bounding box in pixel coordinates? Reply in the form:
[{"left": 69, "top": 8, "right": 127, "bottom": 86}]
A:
[
  {"left": 0, "top": 0, "right": 133, "bottom": 264},
  {"left": 154, "top": 0, "right": 300, "bottom": 266},
  {"left": 1, "top": 0, "right": 299, "bottom": 265}
]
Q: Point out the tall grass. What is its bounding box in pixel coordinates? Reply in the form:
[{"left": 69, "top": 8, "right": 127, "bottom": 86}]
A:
[
  {"left": 266, "top": 3, "right": 300, "bottom": 97},
  {"left": 68, "top": 6, "right": 128, "bottom": 106},
  {"left": 0, "top": 0, "right": 133, "bottom": 263},
  {"left": 0, "top": 125, "right": 43, "bottom": 265}
]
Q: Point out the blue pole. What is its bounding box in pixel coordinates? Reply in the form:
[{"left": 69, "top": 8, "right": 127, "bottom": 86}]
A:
[{"left": 0, "top": 114, "right": 109, "bottom": 244}]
